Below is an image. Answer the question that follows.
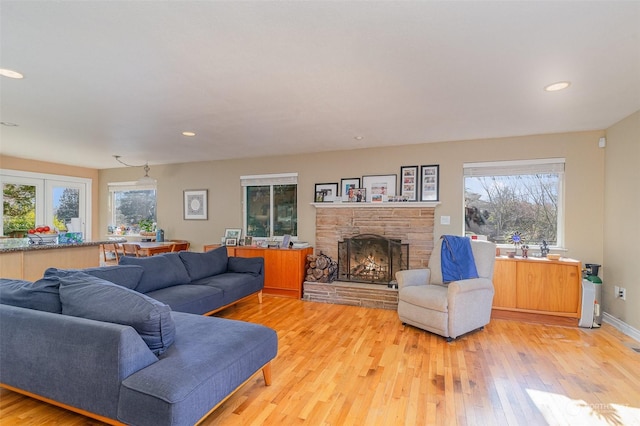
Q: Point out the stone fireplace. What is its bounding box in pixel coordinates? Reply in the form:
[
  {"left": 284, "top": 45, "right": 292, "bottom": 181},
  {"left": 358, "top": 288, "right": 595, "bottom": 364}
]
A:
[{"left": 304, "top": 203, "right": 437, "bottom": 309}]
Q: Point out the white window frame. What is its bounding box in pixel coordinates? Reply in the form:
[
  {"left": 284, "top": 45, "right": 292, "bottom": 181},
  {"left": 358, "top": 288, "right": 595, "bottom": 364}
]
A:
[
  {"left": 463, "top": 158, "right": 565, "bottom": 249},
  {"left": 1, "top": 169, "right": 92, "bottom": 239},
  {"left": 241, "top": 173, "right": 298, "bottom": 239},
  {"left": 107, "top": 181, "right": 157, "bottom": 236}
]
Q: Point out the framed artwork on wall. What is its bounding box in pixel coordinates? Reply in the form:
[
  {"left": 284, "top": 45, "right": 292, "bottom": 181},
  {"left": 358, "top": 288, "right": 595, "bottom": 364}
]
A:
[
  {"left": 362, "top": 174, "right": 396, "bottom": 203},
  {"left": 420, "top": 165, "right": 439, "bottom": 201},
  {"left": 183, "top": 189, "right": 208, "bottom": 220},
  {"left": 400, "top": 166, "right": 419, "bottom": 201}
]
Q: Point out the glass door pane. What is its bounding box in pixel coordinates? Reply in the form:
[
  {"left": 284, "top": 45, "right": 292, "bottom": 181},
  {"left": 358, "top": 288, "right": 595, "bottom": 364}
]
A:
[
  {"left": 2, "top": 183, "right": 37, "bottom": 237},
  {"left": 46, "top": 181, "right": 86, "bottom": 234},
  {"left": 52, "top": 186, "right": 79, "bottom": 231}
]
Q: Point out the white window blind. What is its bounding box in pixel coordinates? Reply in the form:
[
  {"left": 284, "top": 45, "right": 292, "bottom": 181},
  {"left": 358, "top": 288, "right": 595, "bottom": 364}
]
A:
[
  {"left": 240, "top": 173, "right": 298, "bottom": 187},
  {"left": 108, "top": 181, "right": 157, "bottom": 192},
  {"left": 464, "top": 158, "right": 565, "bottom": 177}
]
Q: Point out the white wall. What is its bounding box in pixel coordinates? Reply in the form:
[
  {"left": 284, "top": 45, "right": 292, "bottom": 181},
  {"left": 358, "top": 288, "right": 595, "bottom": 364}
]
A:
[{"left": 603, "top": 110, "right": 640, "bottom": 330}]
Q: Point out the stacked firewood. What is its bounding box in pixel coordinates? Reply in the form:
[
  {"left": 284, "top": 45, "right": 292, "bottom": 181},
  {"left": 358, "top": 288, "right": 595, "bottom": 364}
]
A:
[{"left": 305, "top": 252, "right": 338, "bottom": 283}]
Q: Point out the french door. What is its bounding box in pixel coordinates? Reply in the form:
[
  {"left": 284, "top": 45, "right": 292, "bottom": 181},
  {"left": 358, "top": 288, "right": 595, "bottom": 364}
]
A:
[{"left": 1, "top": 170, "right": 91, "bottom": 238}]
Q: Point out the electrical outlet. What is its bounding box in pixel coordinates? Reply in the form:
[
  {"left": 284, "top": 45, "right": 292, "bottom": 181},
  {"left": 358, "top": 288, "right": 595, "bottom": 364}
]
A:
[
  {"left": 620, "top": 288, "right": 626, "bottom": 300},
  {"left": 615, "top": 285, "right": 620, "bottom": 298}
]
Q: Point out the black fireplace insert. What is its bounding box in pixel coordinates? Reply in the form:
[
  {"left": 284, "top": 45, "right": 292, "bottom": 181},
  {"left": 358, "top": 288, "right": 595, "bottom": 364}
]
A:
[{"left": 337, "top": 234, "right": 409, "bottom": 284}]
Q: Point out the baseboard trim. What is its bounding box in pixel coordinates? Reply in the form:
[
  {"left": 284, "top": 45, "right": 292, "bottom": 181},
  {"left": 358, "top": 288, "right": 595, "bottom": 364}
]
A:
[{"left": 602, "top": 312, "right": 640, "bottom": 342}]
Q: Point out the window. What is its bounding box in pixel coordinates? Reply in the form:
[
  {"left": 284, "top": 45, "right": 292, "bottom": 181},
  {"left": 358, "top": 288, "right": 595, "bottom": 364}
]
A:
[
  {"left": 464, "top": 159, "right": 565, "bottom": 247},
  {"left": 107, "top": 182, "right": 157, "bottom": 235},
  {"left": 1, "top": 170, "right": 91, "bottom": 238},
  {"left": 241, "top": 173, "right": 297, "bottom": 238}
]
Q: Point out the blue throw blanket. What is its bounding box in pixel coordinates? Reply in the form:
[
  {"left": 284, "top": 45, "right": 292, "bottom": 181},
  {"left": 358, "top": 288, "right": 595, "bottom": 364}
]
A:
[{"left": 440, "top": 235, "right": 479, "bottom": 282}]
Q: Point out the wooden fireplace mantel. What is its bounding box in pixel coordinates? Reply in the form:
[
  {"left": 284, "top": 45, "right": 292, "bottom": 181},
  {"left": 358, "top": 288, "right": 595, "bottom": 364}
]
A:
[{"left": 311, "top": 202, "right": 440, "bottom": 208}]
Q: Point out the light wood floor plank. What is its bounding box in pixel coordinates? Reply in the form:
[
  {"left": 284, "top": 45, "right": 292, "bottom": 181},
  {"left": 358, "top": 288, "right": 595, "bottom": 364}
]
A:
[{"left": 2, "top": 296, "right": 640, "bottom": 425}]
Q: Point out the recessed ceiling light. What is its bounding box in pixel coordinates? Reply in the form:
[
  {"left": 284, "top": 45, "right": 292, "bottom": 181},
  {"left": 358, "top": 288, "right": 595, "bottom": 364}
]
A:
[
  {"left": 354, "top": 136, "right": 364, "bottom": 140},
  {"left": 544, "top": 81, "right": 571, "bottom": 92},
  {"left": 182, "top": 131, "right": 196, "bottom": 137},
  {"left": 0, "top": 68, "right": 24, "bottom": 79}
]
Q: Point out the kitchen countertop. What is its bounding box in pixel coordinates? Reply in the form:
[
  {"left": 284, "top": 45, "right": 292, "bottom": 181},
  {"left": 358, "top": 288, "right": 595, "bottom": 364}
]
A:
[{"left": 0, "top": 238, "right": 123, "bottom": 253}]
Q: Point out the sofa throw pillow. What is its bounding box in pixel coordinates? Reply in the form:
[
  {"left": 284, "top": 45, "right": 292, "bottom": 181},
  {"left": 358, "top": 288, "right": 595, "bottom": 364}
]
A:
[
  {"left": 0, "top": 278, "right": 62, "bottom": 313},
  {"left": 119, "top": 252, "right": 191, "bottom": 294},
  {"left": 58, "top": 271, "right": 175, "bottom": 355},
  {"left": 44, "top": 265, "right": 144, "bottom": 290},
  {"left": 179, "top": 246, "right": 228, "bottom": 281},
  {"left": 228, "top": 257, "right": 263, "bottom": 275}
]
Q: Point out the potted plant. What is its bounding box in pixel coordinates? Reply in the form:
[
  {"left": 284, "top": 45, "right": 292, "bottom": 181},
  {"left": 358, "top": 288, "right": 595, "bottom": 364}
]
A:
[{"left": 139, "top": 219, "right": 155, "bottom": 236}]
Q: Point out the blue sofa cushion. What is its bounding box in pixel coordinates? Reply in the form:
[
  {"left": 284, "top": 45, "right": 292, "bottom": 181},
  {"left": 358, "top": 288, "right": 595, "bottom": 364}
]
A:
[
  {"left": 0, "top": 278, "right": 61, "bottom": 313},
  {"left": 118, "top": 312, "right": 278, "bottom": 426},
  {"left": 179, "top": 246, "right": 228, "bottom": 281},
  {"left": 58, "top": 271, "right": 175, "bottom": 355},
  {"left": 194, "top": 273, "right": 263, "bottom": 306},
  {"left": 227, "top": 256, "right": 263, "bottom": 275},
  {"left": 120, "top": 252, "right": 191, "bottom": 294},
  {"left": 145, "top": 285, "right": 224, "bottom": 315},
  {"left": 44, "top": 265, "right": 144, "bottom": 290}
]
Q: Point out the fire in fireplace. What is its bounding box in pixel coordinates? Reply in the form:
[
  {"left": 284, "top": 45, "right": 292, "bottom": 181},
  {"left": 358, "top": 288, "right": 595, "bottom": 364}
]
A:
[{"left": 337, "top": 234, "right": 409, "bottom": 285}]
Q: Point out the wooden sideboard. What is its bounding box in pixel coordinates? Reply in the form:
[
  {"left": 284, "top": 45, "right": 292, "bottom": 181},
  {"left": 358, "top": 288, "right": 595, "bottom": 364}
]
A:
[
  {"left": 204, "top": 244, "right": 313, "bottom": 299},
  {"left": 493, "top": 256, "right": 582, "bottom": 319}
]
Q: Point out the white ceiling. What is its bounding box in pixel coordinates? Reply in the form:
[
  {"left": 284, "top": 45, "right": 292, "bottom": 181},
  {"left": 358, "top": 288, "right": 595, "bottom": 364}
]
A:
[{"left": 1, "top": 1, "right": 639, "bottom": 170}]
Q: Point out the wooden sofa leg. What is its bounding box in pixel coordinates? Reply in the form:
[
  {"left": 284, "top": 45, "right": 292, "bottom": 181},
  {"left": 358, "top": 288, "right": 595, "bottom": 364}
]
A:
[
  {"left": 262, "top": 362, "right": 272, "bottom": 386},
  {"left": 258, "top": 290, "right": 263, "bottom": 304}
]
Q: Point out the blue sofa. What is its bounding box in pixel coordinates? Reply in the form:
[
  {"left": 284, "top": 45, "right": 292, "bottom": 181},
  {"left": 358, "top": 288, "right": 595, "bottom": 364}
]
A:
[
  {"left": 0, "top": 247, "right": 277, "bottom": 425},
  {"left": 118, "top": 246, "right": 265, "bottom": 315}
]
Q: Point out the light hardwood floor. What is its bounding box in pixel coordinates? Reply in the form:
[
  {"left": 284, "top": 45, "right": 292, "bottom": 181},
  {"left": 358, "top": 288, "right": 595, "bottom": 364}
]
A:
[{"left": 2, "top": 296, "right": 639, "bottom": 425}]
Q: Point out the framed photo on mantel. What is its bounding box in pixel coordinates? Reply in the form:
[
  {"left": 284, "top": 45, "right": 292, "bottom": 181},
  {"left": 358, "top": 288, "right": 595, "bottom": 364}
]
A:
[
  {"left": 362, "top": 174, "right": 396, "bottom": 203},
  {"left": 340, "top": 178, "right": 360, "bottom": 201},
  {"left": 315, "top": 183, "right": 338, "bottom": 202},
  {"left": 400, "top": 166, "right": 419, "bottom": 201},
  {"left": 420, "top": 165, "right": 439, "bottom": 201}
]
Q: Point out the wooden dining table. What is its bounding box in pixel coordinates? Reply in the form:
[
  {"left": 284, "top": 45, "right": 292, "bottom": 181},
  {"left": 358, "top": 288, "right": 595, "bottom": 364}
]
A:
[{"left": 136, "top": 241, "right": 176, "bottom": 256}]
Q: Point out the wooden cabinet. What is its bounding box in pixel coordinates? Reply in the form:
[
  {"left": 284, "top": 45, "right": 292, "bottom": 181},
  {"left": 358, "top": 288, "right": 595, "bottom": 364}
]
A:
[
  {"left": 204, "top": 245, "right": 313, "bottom": 299},
  {"left": 493, "top": 256, "right": 582, "bottom": 318},
  {"left": 0, "top": 245, "right": 100, "bottom": 281}
]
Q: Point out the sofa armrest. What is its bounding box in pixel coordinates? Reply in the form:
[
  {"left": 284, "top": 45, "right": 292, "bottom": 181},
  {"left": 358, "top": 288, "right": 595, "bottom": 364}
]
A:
[
  {"left": 395, "top": 269, "right": 432, "bottom": 290},
  {"left": 0, "top": 304, "right": 157, "bottom": 419},
  {"left": 446, "top": 278, "right": 495, "bottom": 339},
  {"left": 227, "top": 256, "right": 264, "bottom": 275},
  {"left": 447, "top": 277, "right": 494, "bottom": 295}
]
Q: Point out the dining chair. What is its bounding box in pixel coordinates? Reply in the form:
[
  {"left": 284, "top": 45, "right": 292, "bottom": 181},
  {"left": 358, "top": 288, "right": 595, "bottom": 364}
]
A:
[
  {"left": 169, "top": 240, "right": 190, "bottom": 252},
  {"left": 121, "top": 243, "right": 142, "bottom": 257},
  {"left": 101, "top": 243, "right": 120, "bottom": 264}
]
